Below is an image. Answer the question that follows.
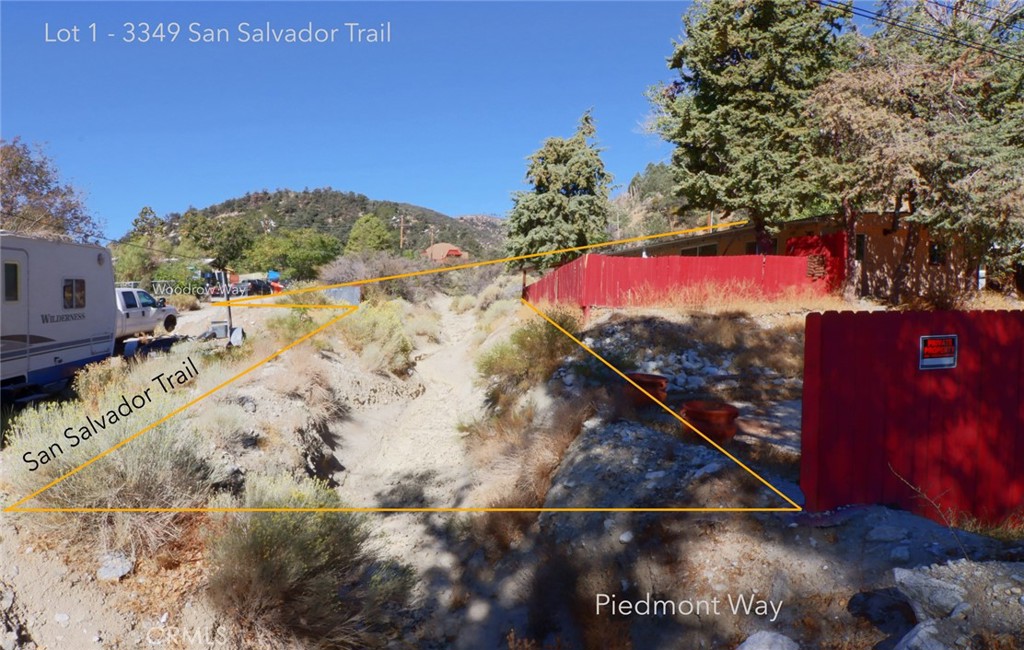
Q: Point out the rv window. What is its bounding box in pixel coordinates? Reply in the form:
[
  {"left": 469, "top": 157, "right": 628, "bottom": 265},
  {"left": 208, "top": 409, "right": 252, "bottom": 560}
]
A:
[
  {"left": 3, "top": 263, "right": 17, "bottom": 301},
  {"left": 63, "top": 279, "right": 86, "bottom": 309},
  {"left": 122, "top": 291, "right": 138, "bottom": 309},
  {"left": 138, "top": 291, "right": 157, "bottom": 308}
]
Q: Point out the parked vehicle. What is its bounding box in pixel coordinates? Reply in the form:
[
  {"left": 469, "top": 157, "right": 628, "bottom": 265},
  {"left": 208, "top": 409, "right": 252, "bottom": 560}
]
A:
[
  {"left": 114, "top": 287, "right": 178, "bottom": 339},
  {"left": 234, "top": 279, "right": 273, "bottom": 296},
  {"left": 1, "top": 231, "right": 116, "bottom": 396}
]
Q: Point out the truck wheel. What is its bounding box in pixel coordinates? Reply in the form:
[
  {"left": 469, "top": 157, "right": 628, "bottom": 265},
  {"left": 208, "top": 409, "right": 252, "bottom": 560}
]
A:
[{"left": 164, "top": 314, "right": 177, "bottom": 333}]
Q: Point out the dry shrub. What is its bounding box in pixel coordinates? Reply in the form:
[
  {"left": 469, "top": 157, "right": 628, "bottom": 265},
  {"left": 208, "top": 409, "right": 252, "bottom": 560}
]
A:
[
  {"left": 166, "top": 294, "right": 201, "bottom": 311},
  {"left": 450, "top": 294, "right": 477, "bottom": 313},
  {"left": 477, "top": 299, "right": 521, "bottom": 334},
  {"left": 476, "top": 306, "right": 581, "bottom": 412},
  {"left": 319, "top": 252, "right": 441, "bottom": 302},
  {"left": 469, "top": 399, "right": 595, "bottom": 557},
  {"left": 403, "top": 302, "right": 441, "bottom": 342},
  {"left": 206, "top": 473, "right": 409, "bottom": 649},
  {"left": 338, "top": 300, "right": 413, "bottom": 375},
  {"left": 4, "top": 393, "right": 211, "bottom": 553},
  {"left": 72, "top": 355, "right": 129, "bottom": 409}
]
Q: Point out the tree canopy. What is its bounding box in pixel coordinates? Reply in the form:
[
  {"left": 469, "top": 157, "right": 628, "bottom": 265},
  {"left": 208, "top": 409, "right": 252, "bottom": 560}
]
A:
[
  {"left": 806, "top": 0, "right": 1024, "bottom": 290},
  {"left": 181, "top": 210, "right": 255, "bottom": 271},
  {"left": 0, "top": 138, "right": 103, "bottom": 241},
  {"left": 505, "top": 111, "right": 612, "bottom": 271},
  {"left": 344, "top": 214, "right": 395, "bottom": 255},
  {"left": 245, "top": 228, "right": 342, "bottom": 280},
  {"left": 651, "top": 0, "right": 851, "bottom": 232}
]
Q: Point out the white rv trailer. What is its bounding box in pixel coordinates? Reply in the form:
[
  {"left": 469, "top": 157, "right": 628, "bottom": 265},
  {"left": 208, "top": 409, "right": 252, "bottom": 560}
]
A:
[{"left": 1, "top": 231, "right": 116, "bottom": 397}]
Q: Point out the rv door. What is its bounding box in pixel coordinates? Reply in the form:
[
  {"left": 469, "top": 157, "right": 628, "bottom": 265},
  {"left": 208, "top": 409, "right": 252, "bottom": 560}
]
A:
[{"left": 1, "top": 250, "right": 29, "bottom": 383}]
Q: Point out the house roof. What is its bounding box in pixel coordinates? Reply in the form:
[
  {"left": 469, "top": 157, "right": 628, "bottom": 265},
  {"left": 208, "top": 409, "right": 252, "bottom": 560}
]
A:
[{"left": 424, "top": 242, "right": 466, "bottom": 261}]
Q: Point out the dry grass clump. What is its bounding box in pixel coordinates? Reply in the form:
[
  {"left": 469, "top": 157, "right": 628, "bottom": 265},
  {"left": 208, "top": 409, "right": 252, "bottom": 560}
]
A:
[
  {"left": 475, "top": 307, "right": 582, "bottom": 412},
  {"left": 477, "top": 299, "right": 522, "bottom": 335},
  {"left": 467, "top": 399, "right": 595, "bottom": 557},
  {"left": 166, "top": 294, "right": 201, "bottom": 311},
  {"left": 622, "top": 280, "right": 851, "bottom": 316},
  {"left": 402, "top": 301, "right": 441, "bottom": 343},
  {"left": 206, "top": 473, "right": 410, "bottom": 649},
  {"left": 961, "top": 288, "right": 1023, "bottom": 311},
  {"left": 338, "top": 300, "right": 414, "bottom": 375},
  {"left": 450, "top": 294, "right": 477, "bottom": 313}
]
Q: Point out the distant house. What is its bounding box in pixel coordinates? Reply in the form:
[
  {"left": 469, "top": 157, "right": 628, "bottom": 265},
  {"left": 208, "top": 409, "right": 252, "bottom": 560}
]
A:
[
  {"left": 424, "top": 242, "right": 470, "bottom": 264},
  {"left": 612, "top": 213, "right": 981, "bottom": 299}
]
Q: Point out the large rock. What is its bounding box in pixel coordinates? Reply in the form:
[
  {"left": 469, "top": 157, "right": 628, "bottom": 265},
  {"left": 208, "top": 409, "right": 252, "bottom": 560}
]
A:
[
  {"left": 893, "top": 568, "right": 965, "bottom": 622},
  {"left": 736, "top": 631, "right": 799, "bottom": 650},
  {"left": 96, "top": 551, "right": 134, "bottom": 582},
  {"left": 892, "top": 621, "right": 953, "bottom": 650}
]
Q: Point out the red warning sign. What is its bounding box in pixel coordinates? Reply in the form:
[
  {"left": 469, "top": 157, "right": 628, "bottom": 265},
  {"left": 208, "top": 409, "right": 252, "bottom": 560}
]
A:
[{"left": 919, "top": 335, "right": 958, "bottom": 370}]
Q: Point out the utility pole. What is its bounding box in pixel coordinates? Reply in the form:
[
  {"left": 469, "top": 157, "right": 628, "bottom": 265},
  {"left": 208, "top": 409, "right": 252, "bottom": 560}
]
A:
[
  {"left": 399, "top": 214, "right": 405, "bottom": 250},
  {"left": 220, "top": 268, "right": 233, "bottom": 333}
]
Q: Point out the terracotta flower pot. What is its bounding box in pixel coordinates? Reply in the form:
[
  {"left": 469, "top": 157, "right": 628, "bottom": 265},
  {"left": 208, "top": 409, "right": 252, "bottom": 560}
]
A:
[
  {"left": 680, "top": 400, "right": 740, "bottom": 445},
  {"left": 623, "top": 372, "right": 669, "bottom": 406}
]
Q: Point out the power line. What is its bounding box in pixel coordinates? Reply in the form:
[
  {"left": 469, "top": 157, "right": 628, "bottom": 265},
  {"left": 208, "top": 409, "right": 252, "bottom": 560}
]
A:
[
  {"left": 960, "top": 0, "right": 1024, "bottom": 21},
  {"left": 922, "top": 0, "right": 1024, "bottom": 33},
  {"left": 816, "top": 0, "right": 1024, "bottom": 64},
  {"left": 3, "top": 215, "right": 212, "bottom": 265}
]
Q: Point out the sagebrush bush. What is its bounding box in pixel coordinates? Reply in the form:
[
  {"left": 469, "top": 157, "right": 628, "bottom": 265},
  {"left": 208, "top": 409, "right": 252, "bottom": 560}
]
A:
[
  {"left": 475, "top": 307, "right": 581, "bottom": 411},
  {"left": 4, "top": 393, "right": 211, "bottom": 552},
  {"left": 450, "top": 294, "right": 476, "bottom": 313},
  {"left": 403, "top": 303, "right": 441, "bottom": 342},
  {"left": 206, "top": 473, "right": 409, "bottom": 649},
  {"left": 338, "top": 300, "right": 414, "bottom": 375}
]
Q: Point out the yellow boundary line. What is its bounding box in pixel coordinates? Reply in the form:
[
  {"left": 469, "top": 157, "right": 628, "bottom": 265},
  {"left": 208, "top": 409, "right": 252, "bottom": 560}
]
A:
[
  {"left": 4, "top": 218, "right": 800, "bottom": 513},
  {"left": 219, "top": 220, "right": 749, "bottom": 306}
]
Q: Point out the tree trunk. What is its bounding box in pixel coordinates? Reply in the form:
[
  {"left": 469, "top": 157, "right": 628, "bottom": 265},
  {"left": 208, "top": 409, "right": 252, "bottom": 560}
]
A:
[
  {"left": 841, "top": 197, "right": 859, "bottom": 300},
  {"left": 889, "top": 224, "right": 921, "bottom": 305}
]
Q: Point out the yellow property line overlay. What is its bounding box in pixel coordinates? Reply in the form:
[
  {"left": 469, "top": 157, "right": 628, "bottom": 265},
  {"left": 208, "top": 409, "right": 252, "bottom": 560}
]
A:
[
  {"left": 3, "top": 304, "right": 357, "bottom": 513},
  {"left": 4, "top": 217, "right": 799, "bottom": 513},
  {"left": 522, "top": 299, "right": 801, "bottom": 513},
  {"left": 221, "top": 220, "right": 749, "bottom": 306}
]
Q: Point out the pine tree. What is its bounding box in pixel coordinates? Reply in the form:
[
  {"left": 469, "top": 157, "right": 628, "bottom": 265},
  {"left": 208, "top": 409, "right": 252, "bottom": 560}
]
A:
[
  {"left": 344, "top": 214, "right": 395, "bottom": 255},
  {"left": 652, "top": 0, "right": 850, "bottom": 234},
  {"left": 505, "top": 111, "right": 612, "bottom": 271}
]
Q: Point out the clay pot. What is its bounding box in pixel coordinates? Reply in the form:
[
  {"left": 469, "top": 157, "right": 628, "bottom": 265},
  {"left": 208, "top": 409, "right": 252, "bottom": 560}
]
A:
[
  {"left": 680, "top": 400, "right": 740, "bottom": 445},
  {"left": 623, "top": 373, "right": 669, "bottom": 406}
]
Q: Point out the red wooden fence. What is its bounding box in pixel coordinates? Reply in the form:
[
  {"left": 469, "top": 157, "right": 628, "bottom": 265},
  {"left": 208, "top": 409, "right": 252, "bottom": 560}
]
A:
[
  {"left": 524, "top": 253, "right": 826, "bottom": 308},
  {"left": 801, "top": 310, "right": 1024, "bottom": 525}
]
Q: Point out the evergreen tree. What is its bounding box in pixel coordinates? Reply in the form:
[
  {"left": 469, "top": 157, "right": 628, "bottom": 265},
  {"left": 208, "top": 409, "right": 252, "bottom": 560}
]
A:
[
  {"left": 344, "top": 214, "right": 395, "bottom": 254},
  {"left": 505, "top": 111, "right": 612, "bottom": 271},
  {"left": 652, "top": 0, "right": 850, "bottom": 235}
]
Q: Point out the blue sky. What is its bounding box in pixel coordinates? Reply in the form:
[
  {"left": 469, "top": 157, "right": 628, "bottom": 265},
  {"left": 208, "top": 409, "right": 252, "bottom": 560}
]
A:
[{"left": 2, "top": 1, "right": 702, "bottom": 238}]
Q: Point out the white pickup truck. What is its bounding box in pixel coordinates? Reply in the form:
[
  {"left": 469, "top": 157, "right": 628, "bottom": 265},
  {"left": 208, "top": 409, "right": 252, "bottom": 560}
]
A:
[{"left": 114, "top": 288, "right": 178, "bottom": 340}]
